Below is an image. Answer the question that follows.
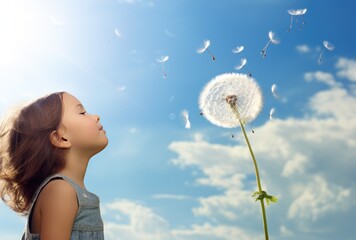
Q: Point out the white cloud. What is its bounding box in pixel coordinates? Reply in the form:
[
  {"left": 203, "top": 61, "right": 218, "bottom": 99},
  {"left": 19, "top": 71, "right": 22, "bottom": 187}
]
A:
[
  {"left": 152, "top": 194, "right": 191, "bottom": 200},
  {"left": 280, "top": 225, "right": 293, "bottom": 237},
  {"left": 304, "top": 71, "right": 341, "bottom": 87},
  {"left": 308, "top": 87, "right": 356, "bottom": 121},
  {"left": 288, "top": 175, "right": 351, "bottom": 221},
  {"left": 172, "top": 223, "right": 260, "bottom": 240},
  {"left": 104, "top": 199, "right": 171, "bottom": 240},
  {"left": 103, "top": 199, "right": 259, "bottom": 240},
  {"left": 296, "top": 44, "right": 311, "bottom": 54},
  {"left": 335, "top": 57, "right": 356, "bottom": 82},
  {"left": 281, "top": 153, "right": 308, "bottom": 177}
]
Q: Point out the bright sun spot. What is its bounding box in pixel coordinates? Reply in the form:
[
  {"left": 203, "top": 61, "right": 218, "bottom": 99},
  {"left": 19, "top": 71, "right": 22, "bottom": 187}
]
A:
[{"left": 0, "top": 2, "right": 45, "bottom": 67}]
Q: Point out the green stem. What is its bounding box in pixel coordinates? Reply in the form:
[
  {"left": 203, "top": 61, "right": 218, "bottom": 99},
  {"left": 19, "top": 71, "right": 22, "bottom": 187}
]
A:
[
  {"left": 230, "top": 106, "right": 269, "bottom": 240},
  {"left": 239, "top": 120, "right": 269, "bottom": 240}
]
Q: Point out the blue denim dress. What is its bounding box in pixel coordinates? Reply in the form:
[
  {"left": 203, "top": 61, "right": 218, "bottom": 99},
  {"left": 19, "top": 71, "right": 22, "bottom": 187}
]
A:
[{"left": 22, "top": 174, "right": 104, "bottom": 240}]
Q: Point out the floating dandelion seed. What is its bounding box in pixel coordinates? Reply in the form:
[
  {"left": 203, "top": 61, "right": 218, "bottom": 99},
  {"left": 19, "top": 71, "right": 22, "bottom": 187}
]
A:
[
  {"left": 232, "top": 45, "right": 245, "bottom": 54},
  {"left": 197, "top": 40, "right": 216, "bottom": 61},
  {"left": 261, "top": 31, "right": 280, "bottom": 58},
  {"left": 156, "top": 55, "right": 169, "bottom": 79},
  {"left": 271, "top": 84, "right": 279, "bottom": 98},
  {"left": 234, "top": 58, "right": 247, "bottom": 70},
  {"left": 181, "top": 110, "right": 191, "bottom": 129},
  {"left": 114, "top": 28, "right": 122, "bottom": 38},
  {"left": 269, "top": 107, "right": 276, "bottom": 120},
  {"left": 287, "top": 8, "right": 307, "bottom": 32},
  {"left": 318, "top": 41, "right": 335, "bottom": 63},
  {"left": 199, "top": 73, "right": 277, "bottom": 240}
]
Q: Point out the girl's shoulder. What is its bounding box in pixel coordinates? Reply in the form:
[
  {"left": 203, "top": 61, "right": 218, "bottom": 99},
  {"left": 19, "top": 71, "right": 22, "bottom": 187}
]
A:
[
  {"left": 38, "top": 179, "right": 78, "bottom": 209},
  {"left": 30, "top": 178, "right": 79, "bottom": 236}
]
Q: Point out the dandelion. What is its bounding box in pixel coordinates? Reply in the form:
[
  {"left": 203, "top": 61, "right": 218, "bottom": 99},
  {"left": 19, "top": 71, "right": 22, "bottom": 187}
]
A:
[
  {"left": 156, "top": 55, "right": 169, "bottom": 79},
  {"left": 287, "top": 8, "right": 307, "bottom": 32},
  {"left": 197, "top": 40, "right": 216, "bottom": 61},
  {"left": 234, "top": 58, "right": 247, "bottom": 70},
  {"left": 318, "top": 41, "right": 335, "bottom": 63},
  {"left": 261, "top": 31, "right": 280, "bottom": 58},
  {"left": 232, "top": 45, "right": 244, "bottom": 54},
  {"left": 199, "top": 73, "right": 277, "bottom": 240}
]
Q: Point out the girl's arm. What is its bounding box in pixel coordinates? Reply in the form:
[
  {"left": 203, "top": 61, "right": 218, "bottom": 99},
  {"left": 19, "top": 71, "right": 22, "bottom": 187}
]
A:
[{"left": 38, "top": 180, "right": 78, "bottom": 240}]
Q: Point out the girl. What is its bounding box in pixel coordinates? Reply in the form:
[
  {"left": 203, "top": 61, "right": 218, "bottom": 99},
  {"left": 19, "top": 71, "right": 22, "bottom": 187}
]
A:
[{"left": 0, "top": 92, "right": 108, "bottom": 240}]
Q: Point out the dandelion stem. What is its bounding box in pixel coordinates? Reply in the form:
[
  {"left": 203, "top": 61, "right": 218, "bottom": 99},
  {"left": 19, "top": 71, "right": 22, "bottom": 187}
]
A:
[
  {"left": 239, "top": 118, "right": 269, "bottom": 240},
  {"left": 229, "top": 103, "right": 269, "bottom": 240}
]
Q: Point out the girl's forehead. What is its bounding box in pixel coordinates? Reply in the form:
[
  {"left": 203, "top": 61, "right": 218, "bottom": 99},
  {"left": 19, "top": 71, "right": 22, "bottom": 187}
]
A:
[{"left": 62, "top": 93, "right": 82, "bottom": 108}]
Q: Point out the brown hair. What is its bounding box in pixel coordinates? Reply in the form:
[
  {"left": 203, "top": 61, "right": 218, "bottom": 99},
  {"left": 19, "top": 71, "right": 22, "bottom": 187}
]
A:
[{"left": 0, "top": 92, "right": 66, "bottom": 215}]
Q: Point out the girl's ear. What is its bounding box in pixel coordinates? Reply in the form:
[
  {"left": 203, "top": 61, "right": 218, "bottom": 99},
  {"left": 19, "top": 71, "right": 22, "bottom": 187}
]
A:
[{"left": 50, "top": 130, "right": 71, "bottom": 148}]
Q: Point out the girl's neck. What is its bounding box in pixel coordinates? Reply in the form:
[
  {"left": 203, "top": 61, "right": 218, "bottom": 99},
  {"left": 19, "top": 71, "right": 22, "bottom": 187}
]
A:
[{"left": 59, "top": 152, "right": 90, "bottom": 189}]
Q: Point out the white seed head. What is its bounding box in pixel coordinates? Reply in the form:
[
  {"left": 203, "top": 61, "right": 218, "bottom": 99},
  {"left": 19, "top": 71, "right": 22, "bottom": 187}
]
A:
[
  {"left": 181, "top": 109, "right": 191, "bottom": 129},
  {"left": 287, "top": 8, "right": 307, "bottom": 16},
  {"left": 234, "top": 58, "right": 247, "bottom": 70},
  {"left": 323, "top": 41, "right": 335, "bottom": 51},
  {"left": 271, "top": 83, "right": 279, "bottom": 98},
  {"left": 269, "top": 107, "right": 276, "bottom": 120},
  {"left": 232, "top": 46, "right": 244, "bottom": 54},
  {"left": 197, "top": 40, "right": 211, "bottom": 53},
  {"left": 199, "top": 73, "right": 263, "bottom": 128},
  {"left": 156, "top": 55, "right": 169, "bottom": 63},
  {"left": 268, "top": 31, "right": 280, "bottom": 44}
]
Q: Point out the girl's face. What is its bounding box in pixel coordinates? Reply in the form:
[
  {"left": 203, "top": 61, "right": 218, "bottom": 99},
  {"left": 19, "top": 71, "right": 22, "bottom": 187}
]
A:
[{"left": 59, "top": 93, "right": 108, "bottom": 156}]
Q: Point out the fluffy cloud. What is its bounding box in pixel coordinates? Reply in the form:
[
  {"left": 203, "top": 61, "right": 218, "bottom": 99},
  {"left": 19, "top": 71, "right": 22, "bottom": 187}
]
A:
[
  {"left": 288, "top": 175, "right": 350, "bottom": 221},
  {"left": 103, "top": 199, "right": 258, "bottom": 240},
  {"left": 103, "top": 199, "right": 171, "bottom": 240},
  {"left": 304, "top": 71, "right": 341, "bottom": 87},
  {"left": 335, "top": 57, "right": 356, "bottom": 82}
]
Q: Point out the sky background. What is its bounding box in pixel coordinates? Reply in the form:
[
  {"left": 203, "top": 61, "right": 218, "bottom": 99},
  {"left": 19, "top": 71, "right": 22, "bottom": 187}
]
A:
[{"left": 1, "top": 0, "right": 356, "bottom": 239}]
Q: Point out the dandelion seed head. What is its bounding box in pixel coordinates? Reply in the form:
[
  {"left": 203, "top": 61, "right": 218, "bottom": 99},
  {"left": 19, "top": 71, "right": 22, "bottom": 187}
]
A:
[
  {"left": 232, "top": 46, "right": 244, "bottom": 54},
  {"left": 199, "top": 73, "right": 263, "bottom": 128},
  {"left": 197, "top": 40, "right": 211, "bottom": 53},
  {"left": 181, "top": 109, "right": 191, "bottom": 129},
  {"left": 287, "top": 8, "right": 307, "bottom": 16},
  {"left": 323, "top": 41, "right": 335, "bottom": 51},
  {"left": 268, "top": 31, "right": 280, "bottom": 44},
  {"left": 114, "top": 28, "right": 122, "bottom": 38},
  {"left": 234, "top": 58, "right": 247, "bottom": 70},
  {"left": 270, "top": 107, "right": 276, "bottom": 120},
  {"left": 271, "top": 83, "right": 279, "bottom": 98},
  {"left": 157, "top": 55, "right": 169, "bottom": 63}
]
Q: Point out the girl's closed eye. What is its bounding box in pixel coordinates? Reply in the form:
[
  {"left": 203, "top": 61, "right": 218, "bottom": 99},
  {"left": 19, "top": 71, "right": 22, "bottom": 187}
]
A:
[{"left": 80, "top": 111, "right": 86, "bottom": 115}]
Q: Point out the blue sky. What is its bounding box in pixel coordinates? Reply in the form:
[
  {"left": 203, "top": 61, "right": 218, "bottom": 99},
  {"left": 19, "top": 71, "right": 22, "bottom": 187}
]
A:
[{"left": 1, "top": 0, "right": 356, "bottom": 239}]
